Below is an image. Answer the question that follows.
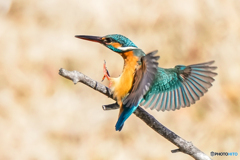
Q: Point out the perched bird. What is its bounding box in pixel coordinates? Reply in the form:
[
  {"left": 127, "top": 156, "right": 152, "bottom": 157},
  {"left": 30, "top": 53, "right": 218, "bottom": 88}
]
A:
[{"left": 75, "top": 34, "right": 217, "bottom": 131}]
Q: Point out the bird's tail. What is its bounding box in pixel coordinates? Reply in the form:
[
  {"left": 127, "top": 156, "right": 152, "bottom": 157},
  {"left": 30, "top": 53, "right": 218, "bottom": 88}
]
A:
[{"left": 115, "top": 105, "right": 139, "bottom": 131}]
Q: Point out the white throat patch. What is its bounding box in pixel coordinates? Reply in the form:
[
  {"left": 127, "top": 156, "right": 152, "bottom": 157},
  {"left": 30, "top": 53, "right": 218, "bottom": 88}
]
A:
[{"left": 117, "top": 46, "right": 138, "bottom": 51}]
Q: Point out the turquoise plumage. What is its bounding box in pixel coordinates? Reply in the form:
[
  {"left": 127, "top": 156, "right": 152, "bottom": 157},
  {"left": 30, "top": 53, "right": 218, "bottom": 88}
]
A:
[
  {"left": 75, "top": 34, "right": 217, "bottom": 131},
  {"left": 140, "top": 61, "right": 217, "bottom": 111}
]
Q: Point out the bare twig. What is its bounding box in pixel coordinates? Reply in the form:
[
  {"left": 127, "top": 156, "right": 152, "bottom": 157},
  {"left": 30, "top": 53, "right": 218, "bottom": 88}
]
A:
[{"left": 59, "top": 68, "right": 212, "bottom": 160}]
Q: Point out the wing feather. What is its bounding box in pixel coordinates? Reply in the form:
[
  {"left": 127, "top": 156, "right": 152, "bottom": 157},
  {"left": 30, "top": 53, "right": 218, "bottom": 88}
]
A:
[
  {"left": 175, "top": 89, "right": 181, "bottom": 109},
  {"left": 141, "top": 61, "right": 217, "bottom": 111},
  {"left": 165, "top": 91, "right": 171, "bottom": 111},
  {"left": 150, "top": 94, "right": 160, "bottom": 110},
  {"left": 160, "top": 92, "right": 167, "bottom": 111},
  {"left": 123, "top": 50, "right": 159, "bottom": 108},
  {"left": 154, "top": 93, "right": 163, "bottom": 110}
]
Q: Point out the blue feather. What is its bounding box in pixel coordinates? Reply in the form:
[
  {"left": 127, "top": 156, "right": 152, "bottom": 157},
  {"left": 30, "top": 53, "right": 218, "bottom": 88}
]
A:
[
  {"left": 180, "top": 85, "right": 188, "bottom": 106},
  {"left": 171, "top": 91, "right": 175, "bottom": 110},
  {"left": 151, "top": 94, "right": 161, "bottom": 110},
  {"left": 188, "top": 78, "right": 203, "bottom": 95},
  {"left": 189, "top": 77, "right": 207, "bottom": 91},
  {"left": 155, "top": 93, "right": 163, "bottom": 109},
  {"left": 184, "top": 82, "right": 194, "bottom": 101},
  {"left": 115, "top": 103, "right": 140, "bottom": 131},
  {"left": 159, "top": 93, "right": 166, "bottom": 111},
  {"left": 149, "top": 95, "right": 157, "bottom": 109},
  {"left": 177, "top": 87, "right": 182, "bottom": 107},
  {"left": 174, "top": 90, "right": 177, "bottom": 110},
  {"left": 186, "top": 80, "right": 200, "bottom": 98},
  {"left": 165, "top": 92, "right": 169, "bottom": 110}
]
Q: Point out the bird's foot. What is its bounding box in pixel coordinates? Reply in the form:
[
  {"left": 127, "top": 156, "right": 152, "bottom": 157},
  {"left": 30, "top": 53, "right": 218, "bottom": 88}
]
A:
[{"left": 102, "top": 60, "right": 112, "bottom": 88}]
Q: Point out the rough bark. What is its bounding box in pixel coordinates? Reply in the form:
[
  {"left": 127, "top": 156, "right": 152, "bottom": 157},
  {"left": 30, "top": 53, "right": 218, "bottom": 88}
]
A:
[{"left": 59, "top": 68, "right": 212, "bottom": 160}]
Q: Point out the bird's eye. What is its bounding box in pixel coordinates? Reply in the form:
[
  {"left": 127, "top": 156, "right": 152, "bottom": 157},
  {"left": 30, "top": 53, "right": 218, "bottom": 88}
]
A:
[{"left": 105, "top": 38, "right": 112, "bottom": 43}]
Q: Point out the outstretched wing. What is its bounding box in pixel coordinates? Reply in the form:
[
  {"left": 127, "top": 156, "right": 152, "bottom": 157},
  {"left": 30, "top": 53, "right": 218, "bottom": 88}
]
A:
[
  {"left": 123, "top": 50, "right": 160, "bottom": 108},
  {"left": 140, "top": 61, "right": 217, "bottom": 111}
]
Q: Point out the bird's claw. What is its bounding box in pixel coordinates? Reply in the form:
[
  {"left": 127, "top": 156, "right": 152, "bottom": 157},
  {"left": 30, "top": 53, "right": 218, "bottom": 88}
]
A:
[{"left": 102, "top": 60, "right": 112, "bottom": 88}]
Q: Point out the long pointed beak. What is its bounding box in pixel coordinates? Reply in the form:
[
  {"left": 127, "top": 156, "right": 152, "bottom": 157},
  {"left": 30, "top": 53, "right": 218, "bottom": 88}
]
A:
[{"left": 75, "top": 35, "right": 103, "bottom": 44}]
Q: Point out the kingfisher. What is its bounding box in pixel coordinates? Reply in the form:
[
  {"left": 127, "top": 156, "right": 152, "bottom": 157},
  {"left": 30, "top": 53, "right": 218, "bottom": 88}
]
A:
[{"left": 75, "top": 34, "right": 217, "bottom": 131}]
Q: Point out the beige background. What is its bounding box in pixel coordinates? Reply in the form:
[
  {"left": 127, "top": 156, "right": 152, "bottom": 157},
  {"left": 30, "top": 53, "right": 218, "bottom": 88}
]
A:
[{"left": 0, "top": 0, "right": 239, "bottom": 160}]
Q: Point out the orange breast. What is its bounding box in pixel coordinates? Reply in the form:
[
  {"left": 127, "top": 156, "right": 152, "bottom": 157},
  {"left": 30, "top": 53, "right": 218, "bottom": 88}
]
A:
[{"left": 110, "top": 51, "right": 139, "bottom": 105}]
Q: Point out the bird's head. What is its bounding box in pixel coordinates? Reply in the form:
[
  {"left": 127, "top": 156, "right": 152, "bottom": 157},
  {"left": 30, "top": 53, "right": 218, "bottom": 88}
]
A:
[{"left": 75, "top": 34, "right": 138, "bottom": 53}]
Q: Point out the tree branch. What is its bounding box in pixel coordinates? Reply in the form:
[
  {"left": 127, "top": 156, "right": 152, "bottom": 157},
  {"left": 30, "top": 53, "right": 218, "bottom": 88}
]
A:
[{"left": 58, "top": 68, "right": 212, "bottom": 160}]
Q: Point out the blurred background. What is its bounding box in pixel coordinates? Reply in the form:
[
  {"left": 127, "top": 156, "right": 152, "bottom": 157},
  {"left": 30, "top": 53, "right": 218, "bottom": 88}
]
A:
[{"left": 0, "top": 0, "right": 239, "bottom": 160}]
